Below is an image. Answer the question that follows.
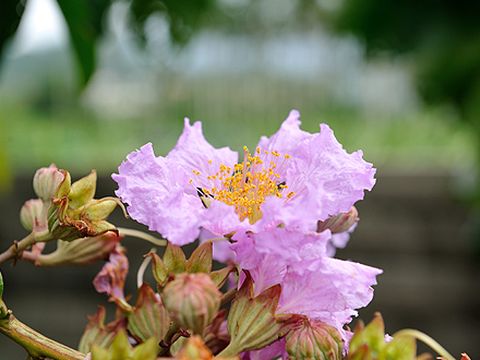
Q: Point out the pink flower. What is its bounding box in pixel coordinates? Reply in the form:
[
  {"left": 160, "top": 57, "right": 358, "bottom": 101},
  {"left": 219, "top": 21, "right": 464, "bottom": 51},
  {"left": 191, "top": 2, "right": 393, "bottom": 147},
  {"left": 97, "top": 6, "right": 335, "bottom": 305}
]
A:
[
  {"left": 93, "top": 246, "right": 131, "bottom": 311},
  {"left": 113, "top": 110, "right": 375, "bottom": 247},
  {"left": 233, "top": 228, "right": 381, "bottom": 350}
]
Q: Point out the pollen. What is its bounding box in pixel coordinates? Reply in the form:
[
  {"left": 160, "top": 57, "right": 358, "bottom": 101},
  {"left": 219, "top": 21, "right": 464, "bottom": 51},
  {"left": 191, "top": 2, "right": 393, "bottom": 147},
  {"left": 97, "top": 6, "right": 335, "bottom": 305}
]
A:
[{"left": 204, "top": 146, "right": 291, "bottom": 223}]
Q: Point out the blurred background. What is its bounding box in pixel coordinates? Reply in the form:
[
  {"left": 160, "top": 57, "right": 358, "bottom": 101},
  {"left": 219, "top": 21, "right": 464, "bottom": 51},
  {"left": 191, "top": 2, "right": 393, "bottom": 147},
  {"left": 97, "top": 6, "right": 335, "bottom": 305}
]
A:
[{"left": 0, "top": 0, "right": 479, "bottom": 358}]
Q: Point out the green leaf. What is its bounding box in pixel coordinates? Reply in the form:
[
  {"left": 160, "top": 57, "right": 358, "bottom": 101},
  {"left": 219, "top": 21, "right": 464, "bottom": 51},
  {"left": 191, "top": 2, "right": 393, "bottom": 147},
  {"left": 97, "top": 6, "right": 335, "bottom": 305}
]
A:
[
  {"left": 91, "top": 330, "right": 158, "bottom": 360},
  {"left": 383, "top": 335, "right": 416, "bottom": 360},
  {"left": 56, "top": 0, "right": 111, "bottom": 87},
  {"left": 186, "top": 241, "right": 212, "bottom": 273},
  {"left": 78, "top": 306, "right": 124, "bottom": 354},
  {"left": 163, "top": 242, "right": 186, "bottom": 274},
  {"left": 131, "top": 337, "right": 158, "bottom": 360},
  {"left": 349, "top": 312, "right": 386, "bottom": 356}
]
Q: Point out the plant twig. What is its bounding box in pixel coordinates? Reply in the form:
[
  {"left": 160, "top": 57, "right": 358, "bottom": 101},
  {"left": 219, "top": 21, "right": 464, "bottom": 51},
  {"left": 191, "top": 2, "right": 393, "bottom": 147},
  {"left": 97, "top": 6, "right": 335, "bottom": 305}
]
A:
[
  {"left": 0, "top": 233, "right": 36, "bottom": 265},
  {"left": 0, "top": 303, "right": 85, "bottom": 360}
]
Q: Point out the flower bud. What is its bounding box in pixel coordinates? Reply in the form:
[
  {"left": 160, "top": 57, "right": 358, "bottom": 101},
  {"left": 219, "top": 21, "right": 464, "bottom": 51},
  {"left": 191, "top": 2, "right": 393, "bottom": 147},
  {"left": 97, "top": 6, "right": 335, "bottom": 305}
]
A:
[
  {"left": 20, "top": 199, "right": 49, "bottom": 237},
  {"left": 317, "top": 206, "right": 358, "bottom": 234},
  {"left": 285, "top": 318, "right": 343, "bottom": 360},
  {"left": 162, "top": 273, "right": 221, "bottom": 335},
  {"left": 175, "top": 336, "right": 214, "bottom": 360},
  {"left": 33, "top": 164, "right": 65, "bottom": 201},
  {"left": 35, "top": 232, "right": 121, "bottom": 266}
]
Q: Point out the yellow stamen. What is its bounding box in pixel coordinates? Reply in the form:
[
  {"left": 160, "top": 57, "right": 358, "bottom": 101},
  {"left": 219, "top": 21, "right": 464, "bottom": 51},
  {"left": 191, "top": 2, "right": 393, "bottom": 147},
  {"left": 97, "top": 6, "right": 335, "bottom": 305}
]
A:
[{"left": 204, "top": 146, "right": 292, "bottom": 223}]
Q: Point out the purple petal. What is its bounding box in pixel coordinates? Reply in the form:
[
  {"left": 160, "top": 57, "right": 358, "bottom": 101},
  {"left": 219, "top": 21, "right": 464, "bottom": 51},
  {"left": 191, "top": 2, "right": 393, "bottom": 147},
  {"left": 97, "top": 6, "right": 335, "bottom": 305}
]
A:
[
  {"left": 167, "top": 118, "right": 238, "bottom": 189},
  {"left": 113, "top": 143, "right": 204, "bottom": 245}
]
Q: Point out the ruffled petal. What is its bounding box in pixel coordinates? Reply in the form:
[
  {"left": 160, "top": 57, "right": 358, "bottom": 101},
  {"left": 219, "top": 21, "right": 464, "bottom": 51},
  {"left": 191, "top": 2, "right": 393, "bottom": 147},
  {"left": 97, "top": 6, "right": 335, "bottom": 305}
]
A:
[
  {"left": 257, "top": 110, "right": 310, "bottom": 155},
  {"left": 285, "top": 123, "right": 376, "bottom": 223},
  {"left": 167, "top": 118, "right": 238, "bottom": 189},
  {"left": 112, "top": 143, "right": 203, "bottom": 245},
  {"left": 233, "top": 228, "right": 330, "bottom": 272},
  {"left": 278, "top": 258, "right": 382, "bottom": 327}
]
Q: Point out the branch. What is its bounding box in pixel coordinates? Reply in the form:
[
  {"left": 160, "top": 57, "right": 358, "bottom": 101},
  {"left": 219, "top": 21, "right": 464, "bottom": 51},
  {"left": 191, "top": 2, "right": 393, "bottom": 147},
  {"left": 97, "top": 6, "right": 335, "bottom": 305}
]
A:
[
  {"left": 0, "top": 233, "right": 36, "bottom": 265},
  {"left": 0, "top": 302, "right": 85, "bottom": 360}
]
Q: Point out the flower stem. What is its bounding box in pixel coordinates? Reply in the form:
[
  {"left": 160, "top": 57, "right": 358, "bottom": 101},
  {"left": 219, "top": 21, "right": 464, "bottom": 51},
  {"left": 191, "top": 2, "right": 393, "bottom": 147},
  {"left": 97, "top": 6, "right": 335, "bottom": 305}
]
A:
[
  {"left": 117, "top": 227, "right": 167, "bottom": 247},
  {"left": 392, "top": 329, "right": 455, "bottom": 360},
  {"left": 0, "top": 304, "right": 85, "bottom": 360},
  {"left": 0, "top": 233, "right": 36, "bottom": 265}
]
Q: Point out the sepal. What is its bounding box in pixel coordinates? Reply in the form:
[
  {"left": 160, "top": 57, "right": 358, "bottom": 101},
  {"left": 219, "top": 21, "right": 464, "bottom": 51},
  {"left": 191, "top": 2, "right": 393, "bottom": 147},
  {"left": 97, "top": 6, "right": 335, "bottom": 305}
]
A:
[
  {"left": 78, "top": 306, "right": 125, "bottom": 354},
  {"left": 220, "top": 273, "right": 281, "bottom": 356},
  {"left": 128, "top": 284, "right": 170, "bottom": 343}
]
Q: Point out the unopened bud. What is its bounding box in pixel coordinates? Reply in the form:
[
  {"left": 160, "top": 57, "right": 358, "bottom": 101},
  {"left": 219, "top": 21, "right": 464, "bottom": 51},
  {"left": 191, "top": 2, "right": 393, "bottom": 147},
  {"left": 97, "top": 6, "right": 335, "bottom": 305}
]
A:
[
  {"left": 20, "top": 199, "right": 49, "bottom": 237},
  {"left": 317, "top": 206, "right": 358, "bottom": 234},
  {"left": 176, "top": 336, "right": 214, "bottom": 360},
  {"left": 163, "top": 273, "right": 221, "bottom": 335},
  {"left": 33, "top": 164, "right": 65, "bottom": 201},
  {"left": 35, "top": 232, "right": 121, "bottom": 266},
  {"left": 286, "top": 318, "right": 343, "bottom": 360}
]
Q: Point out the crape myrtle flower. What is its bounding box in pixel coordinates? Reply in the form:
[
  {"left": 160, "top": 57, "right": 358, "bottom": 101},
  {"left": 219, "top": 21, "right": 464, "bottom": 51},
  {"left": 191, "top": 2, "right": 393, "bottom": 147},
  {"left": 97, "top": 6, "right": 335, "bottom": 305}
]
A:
[
  {"left": 113, "top": 110, "right": 375, "bottom": 255},
  {"left": 234, "top": 228, "right": 381, "bottom": 335}
]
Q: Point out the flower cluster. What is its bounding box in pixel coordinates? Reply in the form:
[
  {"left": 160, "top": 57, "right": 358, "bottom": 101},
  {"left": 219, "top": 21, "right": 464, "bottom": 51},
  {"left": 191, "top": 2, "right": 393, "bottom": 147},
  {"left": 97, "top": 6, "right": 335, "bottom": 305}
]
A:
[
  {"left": 0, "top": 111, "right": 468, "bottom": 360},
  {"left": 111, "top": 110, "right": 381, "bottom": 358}
]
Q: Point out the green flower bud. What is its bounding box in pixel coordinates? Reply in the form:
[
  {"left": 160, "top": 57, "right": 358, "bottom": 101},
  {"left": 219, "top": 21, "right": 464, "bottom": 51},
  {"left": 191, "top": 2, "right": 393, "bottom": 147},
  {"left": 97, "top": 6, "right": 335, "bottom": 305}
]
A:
[
  {"left": 163, "top": 273, "right": 221, "bottom": 335},
  {"left": 285, "top": 318, "right": 343, "bottom": 360},
  {"left": 33, "top": 164, "right": 65, "bottom": 201},
  {"left": 317, "top": 206, "right": 358, "bottom": 234}
]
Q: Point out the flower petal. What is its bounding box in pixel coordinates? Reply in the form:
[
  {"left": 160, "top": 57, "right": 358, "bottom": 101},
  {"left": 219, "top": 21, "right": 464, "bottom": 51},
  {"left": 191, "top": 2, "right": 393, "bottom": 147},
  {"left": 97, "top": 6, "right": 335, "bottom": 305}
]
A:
[
  {"left": 113, "top": 143, "right": 203, "bottom": 245},
  {"left": 167, "top": 118, "right": 238, "bottom": 189},
  {"left": 286, "top": 123, "right": 376, "bottom": 223}
]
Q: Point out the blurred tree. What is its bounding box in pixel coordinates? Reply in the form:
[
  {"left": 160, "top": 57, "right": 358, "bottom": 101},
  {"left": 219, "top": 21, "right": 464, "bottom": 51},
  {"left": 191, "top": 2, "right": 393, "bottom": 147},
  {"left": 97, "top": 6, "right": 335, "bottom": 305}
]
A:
[
  {"left": 0, "top": 0, "right": 218, "bottom": 89},
  {"left": 0, "top": 0, "right": 26, "bottom": 62},
  {"left": 333, "top": 0, "right": 480, "bottom": 156}
]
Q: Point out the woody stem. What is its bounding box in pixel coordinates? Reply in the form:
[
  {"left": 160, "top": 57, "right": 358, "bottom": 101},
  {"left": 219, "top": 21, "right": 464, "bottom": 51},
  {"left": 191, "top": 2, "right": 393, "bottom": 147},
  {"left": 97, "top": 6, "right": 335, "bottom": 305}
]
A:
[
  {"left": 0, "top": 301, "right": 85, "bottom": 360},
  {"left": 0, "top": 233, "right": 36, "bottom": 265}
]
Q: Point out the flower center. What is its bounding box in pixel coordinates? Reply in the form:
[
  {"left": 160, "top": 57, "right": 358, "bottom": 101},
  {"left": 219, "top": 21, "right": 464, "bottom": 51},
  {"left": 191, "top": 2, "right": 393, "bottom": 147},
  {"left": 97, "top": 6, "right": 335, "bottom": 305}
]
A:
[{"left": 197, "top": 147, "right": 294, "bottom": 223}]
